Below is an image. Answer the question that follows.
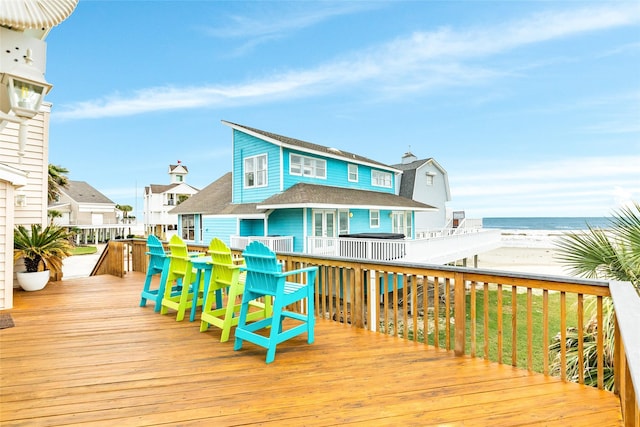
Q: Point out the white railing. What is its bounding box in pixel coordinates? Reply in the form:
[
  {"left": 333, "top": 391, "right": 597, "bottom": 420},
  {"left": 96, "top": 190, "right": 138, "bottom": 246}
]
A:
[
  {"left": 230, "top": 235, "right": 294, "bottom": 252},
  {"left": 307, "top": 236, "right": 407, "bottom": 261},
  {"left": 306, "top": 229, "right": 501, "bottom": 264}
]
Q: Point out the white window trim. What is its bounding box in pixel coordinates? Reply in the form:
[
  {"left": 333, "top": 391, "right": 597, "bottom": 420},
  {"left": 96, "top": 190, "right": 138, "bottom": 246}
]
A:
[
  {"left": 244, "top": 154, "right": 268, "bottom": 189},
  {"left": 348, "top": 163, "right": 358, "bottom": 182},
  {"left": 370, "top": 210, "right": 380, "bottom": 228},
  {"left": 371, "top": 170, "right": 392, "bottom": 188},
  {"left": 290, "top": 153, "right": 327, "bottom": 179}
]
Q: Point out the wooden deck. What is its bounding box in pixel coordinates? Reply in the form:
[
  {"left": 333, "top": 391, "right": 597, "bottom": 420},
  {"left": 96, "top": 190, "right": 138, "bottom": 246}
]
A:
[{"left": 1, "top": 272, "right": 622, "bottom": 426}]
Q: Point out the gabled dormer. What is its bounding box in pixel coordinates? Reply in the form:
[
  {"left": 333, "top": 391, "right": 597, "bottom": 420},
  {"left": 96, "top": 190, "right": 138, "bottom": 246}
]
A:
[{"left": 169, "top": 161, "right": 188, "bottom": 184}]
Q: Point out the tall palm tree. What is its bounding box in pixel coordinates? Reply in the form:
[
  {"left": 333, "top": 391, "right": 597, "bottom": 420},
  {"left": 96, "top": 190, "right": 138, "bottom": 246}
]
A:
[
  {"left": 48, "top": 164, "right": 69, "bottom": 203},
  {"left": 551, "top": 201, "right": 639, "bottom": 390}
]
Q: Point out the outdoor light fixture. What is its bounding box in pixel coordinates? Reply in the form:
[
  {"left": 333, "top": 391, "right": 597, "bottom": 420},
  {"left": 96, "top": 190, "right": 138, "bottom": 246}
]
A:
[
  {"left": 14, "top": 190, "right": 26, "bottom": 207},
  {"left": 0, "top": 48, "right": 52, "bottom": 163}
]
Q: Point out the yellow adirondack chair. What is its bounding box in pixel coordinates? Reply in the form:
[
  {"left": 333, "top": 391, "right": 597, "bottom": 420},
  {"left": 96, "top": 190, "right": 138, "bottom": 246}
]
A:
[
  {"left": 199, "top": 238, "right": 270, "bottom": 342},
  {"left": 160, "top": 235, "right": 202, "bottom": 321}
]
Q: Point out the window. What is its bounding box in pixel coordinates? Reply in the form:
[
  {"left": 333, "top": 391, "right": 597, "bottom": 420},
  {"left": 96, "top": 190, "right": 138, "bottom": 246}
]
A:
[
  {"left": 370, "top": 210, "right": 380, "bottom": 228},
  {"left": 372, "top": 170, "right": 392, "bottom": 188},
  {"left": 182, "top": 214, "right": 195, "bottom": 240},
  {"left": 176, "top": 175, "right": 183, "bottom": 182},
  {"left": 290, "top": 154, "right": 326, "bottom": 179},
  {"left": 348, "top": 164, "right": 358, "bottom": 182},
  {"left": 426, "top": 173, "right": 435, "bottom": 186},
  {"left": 392, "top": 211, "right": 413, "bottom": 237},
  {"left": 338, "top": 210, "right": 349, "bottom": 235},
  {"left": 244, "top": 154, "right": 267, "bottom": 188}
]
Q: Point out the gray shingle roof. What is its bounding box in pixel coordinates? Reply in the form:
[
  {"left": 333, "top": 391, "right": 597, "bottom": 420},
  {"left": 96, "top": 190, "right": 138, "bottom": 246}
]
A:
[
  {"left": 171, "top": 174, "right": 435, "bottom": 215},
  {"left": 61, "top": 180, "right": 114, "bottom": 204},
  {"left": 259, "top": 183, "right": 435, "bottom": 211},
  {"left": 169, "top": 172, "right": 265, "bottom": 216},
  {"left": 222, "top": 121, "right": 398, "bottom": 171}
]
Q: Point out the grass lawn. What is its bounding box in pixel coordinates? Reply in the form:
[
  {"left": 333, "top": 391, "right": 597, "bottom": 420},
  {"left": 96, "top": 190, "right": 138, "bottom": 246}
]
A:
[
  {"left": 71, "top": 246, "right": 98, "bottom": 256},
  {"left": 386, "top": 287, "right": 598, "bottom": 374}
]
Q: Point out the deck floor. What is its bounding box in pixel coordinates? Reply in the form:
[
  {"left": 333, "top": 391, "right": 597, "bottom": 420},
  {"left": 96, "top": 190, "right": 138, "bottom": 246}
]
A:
[{"left": 1, "top": 272, "right": 622, "bottom": 426}]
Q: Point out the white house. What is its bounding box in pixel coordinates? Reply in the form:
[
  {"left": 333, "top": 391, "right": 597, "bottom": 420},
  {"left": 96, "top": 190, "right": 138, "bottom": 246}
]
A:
[
  {"left": 143, "top": 162, "right": 199, "bottom": 240},
  {"left": 0, "top": 1, "right": 78, "bottom": 309},
  {"left": 392, "top": 152, "right": 451, "bottom": 234}
]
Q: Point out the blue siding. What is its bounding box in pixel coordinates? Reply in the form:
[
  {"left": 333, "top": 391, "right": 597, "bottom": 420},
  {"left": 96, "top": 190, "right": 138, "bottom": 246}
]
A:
[
  {"left": 346, "top": 209, "right": 394, "bottom": 234},
  {"left": 232, "top": 130, "right": 282, "bottom": 203},
  {"left": 268, "top": 209, "right": 304, "bottom": 252},
  {"left": 282, "top": 148, "right": 395, "bottom": 194},
  {"left": 240, "top": 219, "right": 264, "bottom": 236},
  {"left": 202, "top": 217, "right": 238, "bottom": 247}
]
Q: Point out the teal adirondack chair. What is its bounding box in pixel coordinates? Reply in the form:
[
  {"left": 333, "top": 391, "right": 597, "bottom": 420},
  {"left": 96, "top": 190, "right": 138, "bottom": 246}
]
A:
[
  {"left": 139, "top": 235, "right": 180, "bottom": 312},
  {"left": 160, "top": 235, "right": 202, "bottom": 321},
  {"left": 234, "top": 241, "right": 318, "bottom": 363},
  {"left": 199, "top": 238, "right": 271, "bottom": 342}
]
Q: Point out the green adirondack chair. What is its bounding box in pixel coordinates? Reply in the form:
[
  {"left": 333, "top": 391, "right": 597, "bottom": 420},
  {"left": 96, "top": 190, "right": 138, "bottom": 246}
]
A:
[
  {"left": 199, "top": 238, "right": 271, "bottom": 342},
  {"left": 160, "top": 235, "right": 201, "bottom": 321}
]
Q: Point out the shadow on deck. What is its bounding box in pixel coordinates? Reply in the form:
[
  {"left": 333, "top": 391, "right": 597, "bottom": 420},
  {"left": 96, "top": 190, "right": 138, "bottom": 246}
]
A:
[{"left": 0, "top": 272, "right": 622, "bottom": 426}]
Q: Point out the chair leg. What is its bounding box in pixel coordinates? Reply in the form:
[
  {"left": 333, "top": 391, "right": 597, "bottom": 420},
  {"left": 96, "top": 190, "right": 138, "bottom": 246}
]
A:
[
  {"left": 154, "top": 264, "right": 170, "bottom": 312},
  {"left": 220, "top": 283, "right": 242, "bottom": 342},
  {"left": 265, "top": 300, "right": 284, "bottom": 364},
  {"left": 140, "top": 272, "right": 153, "bottom": 307}
]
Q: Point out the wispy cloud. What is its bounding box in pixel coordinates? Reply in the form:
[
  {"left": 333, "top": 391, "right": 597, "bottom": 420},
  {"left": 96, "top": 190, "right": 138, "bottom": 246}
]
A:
[
  {"left": 451, "top": 155, "right": 640, "bottom": 216},
  {"left": 54, "top": 4, "right": 640, "bottom": 121}
]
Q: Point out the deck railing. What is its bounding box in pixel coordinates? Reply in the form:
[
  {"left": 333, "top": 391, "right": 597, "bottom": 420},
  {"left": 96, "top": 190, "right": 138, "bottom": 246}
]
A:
[
  {"left": 307, "top": 229, "right": 501, "bottom": 264},
  {"left": 230, "top": 235, "right": 294, "bottom": 252},
  {"left": 98, "top": 239, "right": 639, "bottom": 426}
]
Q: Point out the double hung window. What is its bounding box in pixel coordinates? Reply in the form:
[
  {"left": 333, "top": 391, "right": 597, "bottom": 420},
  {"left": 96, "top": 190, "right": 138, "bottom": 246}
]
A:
[{"left": 244, "top": 154, "right": 267, "bottom": 188}]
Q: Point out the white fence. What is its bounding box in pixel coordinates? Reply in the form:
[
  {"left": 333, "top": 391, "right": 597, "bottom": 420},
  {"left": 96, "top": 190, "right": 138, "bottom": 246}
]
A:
[
  {"left": 230, "top": 235, "right": 294, "bottom": 252},
  {"left": 307, "top": 229, "right": 501, "bottom": 264}
]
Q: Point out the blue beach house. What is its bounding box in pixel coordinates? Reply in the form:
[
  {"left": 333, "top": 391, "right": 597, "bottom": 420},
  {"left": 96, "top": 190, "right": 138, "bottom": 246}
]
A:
[{"left": 170, "top": 121, "right": 444, "bottom": 260}]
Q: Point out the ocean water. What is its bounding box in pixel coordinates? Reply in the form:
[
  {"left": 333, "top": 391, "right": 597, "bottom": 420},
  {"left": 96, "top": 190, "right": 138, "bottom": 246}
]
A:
[{"left": 483, "top": 217, "right": 612, "bottom": 231}]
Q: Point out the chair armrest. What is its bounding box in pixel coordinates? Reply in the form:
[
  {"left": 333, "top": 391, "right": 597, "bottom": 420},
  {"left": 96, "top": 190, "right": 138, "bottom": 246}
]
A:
[{"left": 280, "top": 266, "right": 318, "bottom": 278}]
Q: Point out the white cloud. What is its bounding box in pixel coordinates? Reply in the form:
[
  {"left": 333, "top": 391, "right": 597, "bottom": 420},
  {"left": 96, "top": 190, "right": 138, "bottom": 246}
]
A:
[
  {"left": 53, "top": 4, "right": 640, "bottom": 120},
  {"left": 450, "top": 156, "right": 640, "bottom": 217}
]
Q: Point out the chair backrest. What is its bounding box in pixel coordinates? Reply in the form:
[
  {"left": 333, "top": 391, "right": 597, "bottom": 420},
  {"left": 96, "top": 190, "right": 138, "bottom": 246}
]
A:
[
  {"left": 242, "top": 241, "right": 282, "bottom": 296},
  {"left": 146, "top": 235, "right": 167, "bottom": 271},
  {"left": 146, "top": 235, "right": 166, "bottom": 257},
  {"left": 167, "top": 234, "right": 191, "bottom": 275},
  {"left": 208, "top": 238, "right": 240, "bottom": 285}
]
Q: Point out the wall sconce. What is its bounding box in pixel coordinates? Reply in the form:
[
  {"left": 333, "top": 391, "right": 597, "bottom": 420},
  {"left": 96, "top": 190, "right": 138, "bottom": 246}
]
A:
[
  {"left": 15, "top": 191, "right": 26, "bottom": 207},
  {"left": 0, "top": 48, "right": 52, "bottom": 163},
  {"left": 349, "top": 212, "right": 353, "bottom": 218}
]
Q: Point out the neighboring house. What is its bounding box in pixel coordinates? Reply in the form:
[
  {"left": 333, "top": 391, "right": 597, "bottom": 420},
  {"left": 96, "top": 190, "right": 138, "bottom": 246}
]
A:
[
  {"left": 0, "top": 0, "right": 77, "bottom": 309},
  {"left": 170, "top": 121, "right": 436, "bottom": 254},
  {"left": 392, "top": 152, "right": 451, "bottom": 234},
  {"left": 50, "top": 180, "right": 117, "bottom": 226},
  {"left": 144, "top": 162, "right": 199, "bottom": 240},
  {"left": 48, "top": 180, "right": 127, "bottom": 244}
]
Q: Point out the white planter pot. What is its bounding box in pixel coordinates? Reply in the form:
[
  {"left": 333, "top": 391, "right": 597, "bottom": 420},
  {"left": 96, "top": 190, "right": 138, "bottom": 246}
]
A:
[{"left": 16, "top": 270, "right": 50, "bottom": 292}]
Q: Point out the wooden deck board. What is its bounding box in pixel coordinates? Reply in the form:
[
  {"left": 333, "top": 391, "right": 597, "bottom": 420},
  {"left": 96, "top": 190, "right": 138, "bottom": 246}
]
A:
[{"left": 1, "top": 273, "right": 622, "bottom": 426}]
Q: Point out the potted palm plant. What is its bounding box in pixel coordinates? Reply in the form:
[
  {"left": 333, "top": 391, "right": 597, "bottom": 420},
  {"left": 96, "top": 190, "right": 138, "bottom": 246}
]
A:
[{"left": 13, "top": 224, "right": 74, "bottom": 291}]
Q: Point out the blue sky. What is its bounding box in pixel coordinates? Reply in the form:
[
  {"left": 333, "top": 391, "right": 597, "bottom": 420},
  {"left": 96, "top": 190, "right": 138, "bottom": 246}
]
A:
[{"left": 44, "top": 0, "right": 639, "bottom": 220}]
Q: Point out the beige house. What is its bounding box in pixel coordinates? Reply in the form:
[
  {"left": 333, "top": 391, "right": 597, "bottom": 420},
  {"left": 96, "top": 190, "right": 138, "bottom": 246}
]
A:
[
  {"left": 49, "top": 180, "right": 126, "bottom": 244},
  {"left": 0, "top": 1, "right": 78, "bottom": 310}
]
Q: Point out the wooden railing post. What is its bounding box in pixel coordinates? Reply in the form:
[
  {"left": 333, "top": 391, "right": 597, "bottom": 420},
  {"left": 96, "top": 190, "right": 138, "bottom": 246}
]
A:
[{"left": 454, "top": 272, "right": 466, "bottom": 356}]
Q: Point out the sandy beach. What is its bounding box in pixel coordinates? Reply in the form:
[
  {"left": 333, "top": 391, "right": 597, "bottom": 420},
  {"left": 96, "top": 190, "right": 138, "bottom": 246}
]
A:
[{"left": 476, "top": 230, "right": 572, "bottom": 277}]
